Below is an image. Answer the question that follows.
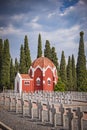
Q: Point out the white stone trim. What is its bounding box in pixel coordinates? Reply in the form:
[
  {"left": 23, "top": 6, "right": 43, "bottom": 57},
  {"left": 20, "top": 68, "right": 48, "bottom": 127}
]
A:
[
  {"left": 14, "top": 73, "right": 22, "bottom": 95},
  {"left": 34, "top": 65, "right": 43, "bottom": 71},
  {"left": 45, "top": 66, "right": 56, "bottom": 72},
  {"left": 36, "top": 77, "right": 41, "bottom": 86},
  {"left": 31, "top": 65, "right": 56, "bottom": 76},
  {"left": 21, "top": 78, "right": 33, "bottom": 80},
  {"left": 43, "top": 68, "right": 45, "bottom": 76},
  {"left": 47, "top": 77, "right": 51, "bottom": 85},
  {"left": 36, "top": 77, "right": 40, "bottom": 81},
  {"left": 43, "top": 80, "right": 45, "bottom": 85},
  {"left": 28, "top": 66, "right": 34, "bottom": 77},
  {"left": 19, "top": 78, "right": 22, "bottom": 95}
]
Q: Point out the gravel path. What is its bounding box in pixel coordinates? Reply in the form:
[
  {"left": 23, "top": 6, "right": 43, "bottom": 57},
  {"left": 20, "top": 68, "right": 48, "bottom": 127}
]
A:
[{"left": 0, "top": 105, "right": 60, "bottom": 130}]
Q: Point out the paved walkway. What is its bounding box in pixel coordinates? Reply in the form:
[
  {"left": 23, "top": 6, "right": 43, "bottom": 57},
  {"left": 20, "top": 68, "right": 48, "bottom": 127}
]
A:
[{"left": 0, "top": 105, "right": 60, "bottom": 130}]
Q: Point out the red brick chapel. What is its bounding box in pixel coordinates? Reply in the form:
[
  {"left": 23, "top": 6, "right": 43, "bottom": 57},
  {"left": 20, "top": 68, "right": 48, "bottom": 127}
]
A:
[{"left": 15, "top": 56, "right": 58, "bottom": 95}]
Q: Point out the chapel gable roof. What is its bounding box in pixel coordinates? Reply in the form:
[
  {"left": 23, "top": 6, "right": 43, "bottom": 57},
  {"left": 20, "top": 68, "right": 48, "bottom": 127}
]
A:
[{"left": 20, "top": 74, "right": 30, "bottom": 79}]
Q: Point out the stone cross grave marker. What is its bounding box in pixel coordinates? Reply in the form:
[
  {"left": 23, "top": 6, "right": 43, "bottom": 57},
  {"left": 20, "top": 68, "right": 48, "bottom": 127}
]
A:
[{"left": 63, "top": 108, "right": 73, "bottom": 130}]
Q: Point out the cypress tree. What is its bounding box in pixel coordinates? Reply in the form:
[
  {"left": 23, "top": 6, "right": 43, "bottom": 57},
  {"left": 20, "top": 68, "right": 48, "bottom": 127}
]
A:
[
  {"left": 19, "top": 44, "right": 26, "bottom": 73},
  {"left": 24, "top": 35, "right": 31, "bottom": 73},
  {"left": 72, "top": 54, "right": 77, "bottom": 91},
  {"left": 67, "top": 56, "right": 73, "bottom": 91},
  {"left": 76, "top": 31, "right": 86, "bottom": 91},
  {"left": 54, "top": 77, "right": 66, "bottom": 92},
  {"left": 10, "top": 58, "right": 15, "bottom": 89},
  {"left": 0, "top": 39, "right": 3, "bottom": 91},
  {"left": 60, "top": 51, "right": 67, "bottom": 86},
  {"left": 1, "top": 39, "right": 10, "bottom": 89},
  {"left": 14, "top": 58, "right": 19, "bottom": 76},
  {"left": 44, "top": 40, "right": 51, "bottom": 59},
  {"left": 51, "top": 47, "right": 59, "bottom": 73},
  {"left": 37, "top": 33, "right": 42, "bottom": 58}
]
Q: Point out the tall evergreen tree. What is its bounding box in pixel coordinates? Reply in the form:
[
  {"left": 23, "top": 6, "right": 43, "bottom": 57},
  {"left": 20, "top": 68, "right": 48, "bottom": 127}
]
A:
[
  {"left": 24, "top": 35, "right": 31, "bottom": 73},
  {"left": 10, "top": 58, "right": 15, "bottom": 89},
  {"left": 76, "top": 31, "right": 87, "bottom": 91},
  {"left": 37, "top": 34, "right": 42, "bottom": 58},
  {"left": 44, "top": 40, "right": 51, "bottom": 59},
  {"left": 60, "top": 51, "right": 67, "bottom": 86},
  {"left": 14, "top": 58, "right": 19, "bottom": 76},
  {"left": 54, "top": 77, "right": 66, "bottom": 92},
  {"left": 1, "top": 39, "right": 10, "bottom": 89},
  {"left": 72, "top": 54, "right": 77, "bottom": 91},
  {"left": 0, "top": 39, "right": 3, "bottom": 91},
  {"left": 51, "top": 47, "right": 59, "bottom": 73},
  {"left": 67, "top": 56, "right": 73, "bottom": 91},
  {"left": 19, "top": 44, "right": 26, "bottom": 73}
]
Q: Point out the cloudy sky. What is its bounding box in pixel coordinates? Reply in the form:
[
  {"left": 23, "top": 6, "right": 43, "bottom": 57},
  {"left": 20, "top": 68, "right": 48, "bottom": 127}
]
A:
[{"left": 0, "top": 0, "right": 87, "bottom": 63}]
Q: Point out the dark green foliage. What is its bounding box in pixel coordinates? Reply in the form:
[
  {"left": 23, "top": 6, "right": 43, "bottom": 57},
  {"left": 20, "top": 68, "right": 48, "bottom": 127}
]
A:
[
  {"left": 24, "top": 35, "right": 31, "bottom": 73},
  {"left": 0, "top": 39, "right": 3, "bottom": 91},
  {"left": 1, "top": 39, "right": 10, "bottom": 89},
  {"left": 44, "top": 40, "right": 51, "bottom": 59},
  {"left": 60, "top": 51, "right": 67, "bottom": 86},
  {"left": 19, "top": 44, "right": 26, "bottom": 73},
  {"left": 51, "top": 47, "right": 59, "bottom": 73},
  {"left": 54, "top": 77, "right": 66, "bottom": 91},
  {"left": 67, "top": 56, "right": 73, "bottom": 91},
  {"left": 14, "top": 58, "right": 19, "bottom": 76},
  {"left": 85, "top": 70, "right": 87, "bottom": 90},
  {"left": 72, "top": 54, "right": 77, "bottom": 90},
  {"left": 10, "top": 58, "right": 15, "bottom": 89},
  {"left": 44, "top": 41, "right": 59, "bottom": 74},
  {"left": 76, "top": 31, "right": 87, "bottom": 91},
  {"left": 0, "top": 31, "right": 86, "bottom": 92},
  {"left": 37, "top": 34, "right": 42, "bottom": 58}
]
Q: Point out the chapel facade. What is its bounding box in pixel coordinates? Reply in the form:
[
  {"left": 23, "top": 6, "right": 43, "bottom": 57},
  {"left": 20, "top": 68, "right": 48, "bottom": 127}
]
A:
[{"left": 15, "top": 56, "right": 58, "bottom": 95}]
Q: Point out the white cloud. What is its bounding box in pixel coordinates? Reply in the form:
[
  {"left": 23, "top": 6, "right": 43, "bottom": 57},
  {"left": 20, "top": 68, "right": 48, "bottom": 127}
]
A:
[
  {"left": 31, "top": 16, "right": 39, "bottom": 22},
  {"left": 41, "top": 25, "right": 80, "bottom": 43},
  {"left": 11, "top": 14, "right": 25, "bottom": 22},
  {"left": 0, "top": 0, "right": 87, "bottom": 62},
  {"left": 38, "top": 25, "right": 81, "bottom": 61},
  {"left": 25, "top": 16, "right": 42, "bottom": 30},
  {"left": 0, "top": 24, "right": 24, "bottom": 36},
  {"left": 59, "top": 6, "right": 75, "bottom": 16},
  {"left": 29, "top": 22, "right": 42, "bottom": 29},
  {"left": 79, "top": 0, "right": 86, "bottom": 5},
  {"left": 48, "top": 12, "right": 56, "bottom": 18}
]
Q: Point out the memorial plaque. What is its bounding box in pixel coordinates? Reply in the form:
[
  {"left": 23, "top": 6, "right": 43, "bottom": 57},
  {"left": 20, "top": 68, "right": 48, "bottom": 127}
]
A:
[
  {"left": 16, "top": 99, "right": 22, "bottom": 113},
  {"left": 5, "top": 97, "right": 10, "bottom": 109},
  {"left": 42, "top": 110, "right": 48, "bottom": 122},
  {"left": 24, "top": 108, "right": 29, "bottom": 115},
  {"left": 64, "top": 115, "right": 69, "bottom": 129},
  {"left": 23, "top": 101, "right": 29, "bottom": 116},
  {"left": 56, "top": 113, "right": 62, "bottom": 126},
  {"left": 0, "top": 96, "right": 4, "bottom": 105},
  {"left": 32, "top": 108, "right": 38, "bottom": 119},
  {"left": 11, "top": 98, "right": 16, "bottom": 111},
  {"left": 83, "top": 119, "right": 87, "bottom": 130},
  {"left": 72, "top": 118, "right": 79, "bottom": 130}
]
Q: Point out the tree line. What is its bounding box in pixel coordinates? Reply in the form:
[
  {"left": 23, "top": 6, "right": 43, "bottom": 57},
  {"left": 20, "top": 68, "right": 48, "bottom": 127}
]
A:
[{"left": 0, "top": 31, "right": 87, "bottom": 92}]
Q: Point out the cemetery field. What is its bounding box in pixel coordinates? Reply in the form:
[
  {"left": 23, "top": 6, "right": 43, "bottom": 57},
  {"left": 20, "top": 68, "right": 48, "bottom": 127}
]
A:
[
  {"left": 0, "top": 91, "right": 87, "bottom": 130},
  {"left": 0, "top": 105, "right": 53, "bottom": 130}
]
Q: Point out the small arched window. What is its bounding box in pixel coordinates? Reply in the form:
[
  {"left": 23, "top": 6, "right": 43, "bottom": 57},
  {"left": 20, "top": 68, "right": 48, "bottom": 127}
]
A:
[
  {"left": 36, "top": 77, "right": 41, "bottom": 86},
  {"left": 47, "top": 78, "right": 51, "bottom": 85}
]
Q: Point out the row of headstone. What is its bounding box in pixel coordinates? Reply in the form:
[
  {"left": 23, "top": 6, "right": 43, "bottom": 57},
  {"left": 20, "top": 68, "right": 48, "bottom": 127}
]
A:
[
  {"left": 22, "top": 91, "right": 73, "bottom": 105},
  {"left": 70, "top": 91, "right": 87, "bottom": 102},
  {"left": 0, "top": 92, "right": 87, "bottom": 130},
  {"left": 1, "top": 91, "right": 87, "bottom": 103}
]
